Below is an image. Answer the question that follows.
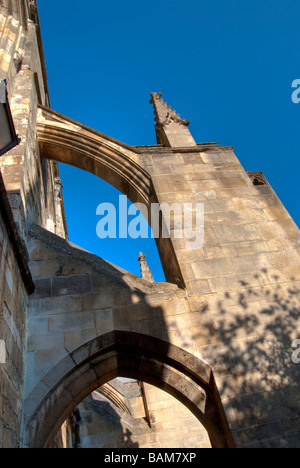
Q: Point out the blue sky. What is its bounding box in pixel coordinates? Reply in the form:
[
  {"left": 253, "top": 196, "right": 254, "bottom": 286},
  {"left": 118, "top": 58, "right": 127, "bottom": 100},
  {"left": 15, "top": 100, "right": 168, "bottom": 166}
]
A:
[{"left": 38, "top": 0, "right": 300, "bottom": 281}]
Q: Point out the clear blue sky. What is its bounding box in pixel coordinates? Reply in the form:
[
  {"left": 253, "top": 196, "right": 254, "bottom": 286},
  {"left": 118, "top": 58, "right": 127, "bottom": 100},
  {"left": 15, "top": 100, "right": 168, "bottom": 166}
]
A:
[{"left": 38, "top": 0, "right": 300, "bottom": 281}]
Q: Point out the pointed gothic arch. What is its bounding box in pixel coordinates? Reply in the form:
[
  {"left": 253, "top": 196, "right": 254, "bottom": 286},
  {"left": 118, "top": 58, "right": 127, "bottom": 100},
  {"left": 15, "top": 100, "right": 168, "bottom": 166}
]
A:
[{"left": 25, "top": 331, "right": 235, "bottom": 449}]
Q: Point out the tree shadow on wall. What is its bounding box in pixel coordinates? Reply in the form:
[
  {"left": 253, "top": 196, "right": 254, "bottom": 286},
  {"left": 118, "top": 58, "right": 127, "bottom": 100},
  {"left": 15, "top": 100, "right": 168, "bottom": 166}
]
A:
[
  {"left": 198, "top": 269, "right": 300, "bottom": 448},
  {"left": 77, "top": 393, "right": 140, "bottom": 449}
]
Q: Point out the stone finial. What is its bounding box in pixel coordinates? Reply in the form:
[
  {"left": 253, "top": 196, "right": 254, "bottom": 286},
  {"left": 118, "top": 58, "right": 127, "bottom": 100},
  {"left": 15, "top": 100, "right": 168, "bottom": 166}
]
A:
[
  {"left": 150, "top": 92, "right": 190, "bottom": 128},
  {"left": 138, "top": 252, "right": 154, "bottom": 283}
]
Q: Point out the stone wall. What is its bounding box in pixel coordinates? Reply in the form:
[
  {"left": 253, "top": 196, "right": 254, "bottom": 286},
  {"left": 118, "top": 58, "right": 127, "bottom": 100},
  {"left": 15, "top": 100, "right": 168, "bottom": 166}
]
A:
[
  {"left": 0, "top": 0, "right": 66, "bottom": 241},
  {"left": 0, "top": 0, "right": 66, "bottom": 448},
  {"left": 0, "top": 174, "right": 32, "bottom": 448},
  {"left": 140, "top": 142, "right": 300, "bottom": 447}
]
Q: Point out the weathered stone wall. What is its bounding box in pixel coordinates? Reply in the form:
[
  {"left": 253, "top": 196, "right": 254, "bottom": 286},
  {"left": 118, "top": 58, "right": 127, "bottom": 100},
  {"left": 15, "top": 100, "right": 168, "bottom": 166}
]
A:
[
  {"left": 140, "top": 142, "right": 300, "bottom": 447},
  {"left": 0, "top": 184, "right": 28, "bottom": 447}
]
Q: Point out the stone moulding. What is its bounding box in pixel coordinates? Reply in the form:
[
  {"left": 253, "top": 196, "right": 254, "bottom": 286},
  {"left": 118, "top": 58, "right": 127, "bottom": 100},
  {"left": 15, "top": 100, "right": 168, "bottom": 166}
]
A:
[
  {"left": 25, "top": 330, "right": 236, "bottom": 449},
  {"left": 95, "top": 383, "right": 131, "bottom": 415},
  {"left": 36, "top": 106, "right": 154, "bottom": 207},
  {"left": 135, "top": 142, "right": 234, "bottom": 154}
]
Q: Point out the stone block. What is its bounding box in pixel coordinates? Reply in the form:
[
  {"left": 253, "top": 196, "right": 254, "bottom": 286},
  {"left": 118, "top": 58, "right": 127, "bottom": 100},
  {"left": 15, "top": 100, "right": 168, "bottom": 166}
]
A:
[
  {"left": 151, "top": 175, "right": 174, "bottom": 194},
  {"left": 200, "top": 152, "right": 222, "bottom": 164},
  {"left": 203, "top": 245, "right": 225, "bottom": 260},
  {"left": 264, "top": 206, "right": 291, "bottom": 221},
  {"left": 203, "top": 226, "right": 220, "bottom": 247},
  {"left": 233, "top": 240, "right": 269, "bottom": 257},
  {"left": 230, "top": 253, "right": 272, "bottom": 275},
  {"left": 31, "top": 278, "right": 51, "bottom": 299},
  {"left": 207, "top": 273, "right": 262, "bottom": 293},
  {"left": 152, "top": 153, "right": 185, "bottom": 166},
  {"left": 219, "top": 177, "right": 248, "bottom": 188},
  {"left": 267, "top": 250, "right": 300, "bottom": 269},
  {"left": 48, "top": 311, "right": 95, "bottom": 333},
  {"left": 28, "top": 317, "right": 49, "bottom": 336},
  {"left": 27, "top": 332, "right": 64, "bottom": 352},
  {"left": 204, "top": 198, "right": 235, "bottom": 213},
  {"left": 205, "top": 210, "right": 244, "bottom": 226},
  {"left": 64, "top": 328, "right": 97, "bottom": 353},
  {"left": 184, "top": 279, "right": 212, "bottom": 295},
  {"left": 82, "top": 291, "right": 128, "bottom": 310},
  {"left": 214, "top": 223, "right": 261, "bottom": 244},
  {"left": 191, "top": 258, "right": 233, "bottom": 279},
  {"left": 35, "top": 296, "right": 82, "bottom": 316},
  {"left": 52, "top": 274, "right": 92, "bottom": 297}
]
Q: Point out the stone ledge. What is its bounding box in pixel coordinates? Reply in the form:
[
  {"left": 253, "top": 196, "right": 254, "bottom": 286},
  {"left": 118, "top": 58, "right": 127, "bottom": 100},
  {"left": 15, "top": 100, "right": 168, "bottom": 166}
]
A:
[{"left": 135, "top": 143, "right": 234, "bottom": 154}]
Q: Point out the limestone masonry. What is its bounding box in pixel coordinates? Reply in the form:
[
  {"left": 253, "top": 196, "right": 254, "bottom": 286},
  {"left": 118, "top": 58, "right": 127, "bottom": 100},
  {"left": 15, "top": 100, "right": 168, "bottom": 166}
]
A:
[{"left": 0, "top": 0, "right": 299, "bottom": 448}]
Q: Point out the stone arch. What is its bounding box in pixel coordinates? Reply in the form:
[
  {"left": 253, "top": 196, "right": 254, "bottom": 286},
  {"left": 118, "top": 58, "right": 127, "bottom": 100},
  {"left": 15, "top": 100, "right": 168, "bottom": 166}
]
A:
[
  {"left": 37, "top": 106, "right": 155, "bottom": 207},
  {"left": 36, "top": 106, "right": 183, "bottom": 284},
  {"left": 25, "top": 331, "right": 235, "bottom": 448}
]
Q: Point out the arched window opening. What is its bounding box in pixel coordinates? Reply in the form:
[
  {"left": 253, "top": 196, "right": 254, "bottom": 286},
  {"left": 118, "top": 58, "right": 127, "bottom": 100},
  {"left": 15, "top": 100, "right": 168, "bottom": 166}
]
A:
[
  {"left": 50, "top": 378, "right": 212, "bottom": 449},
  {"left": 25, "top": 332, "right": 235, "bottom": 449}
]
